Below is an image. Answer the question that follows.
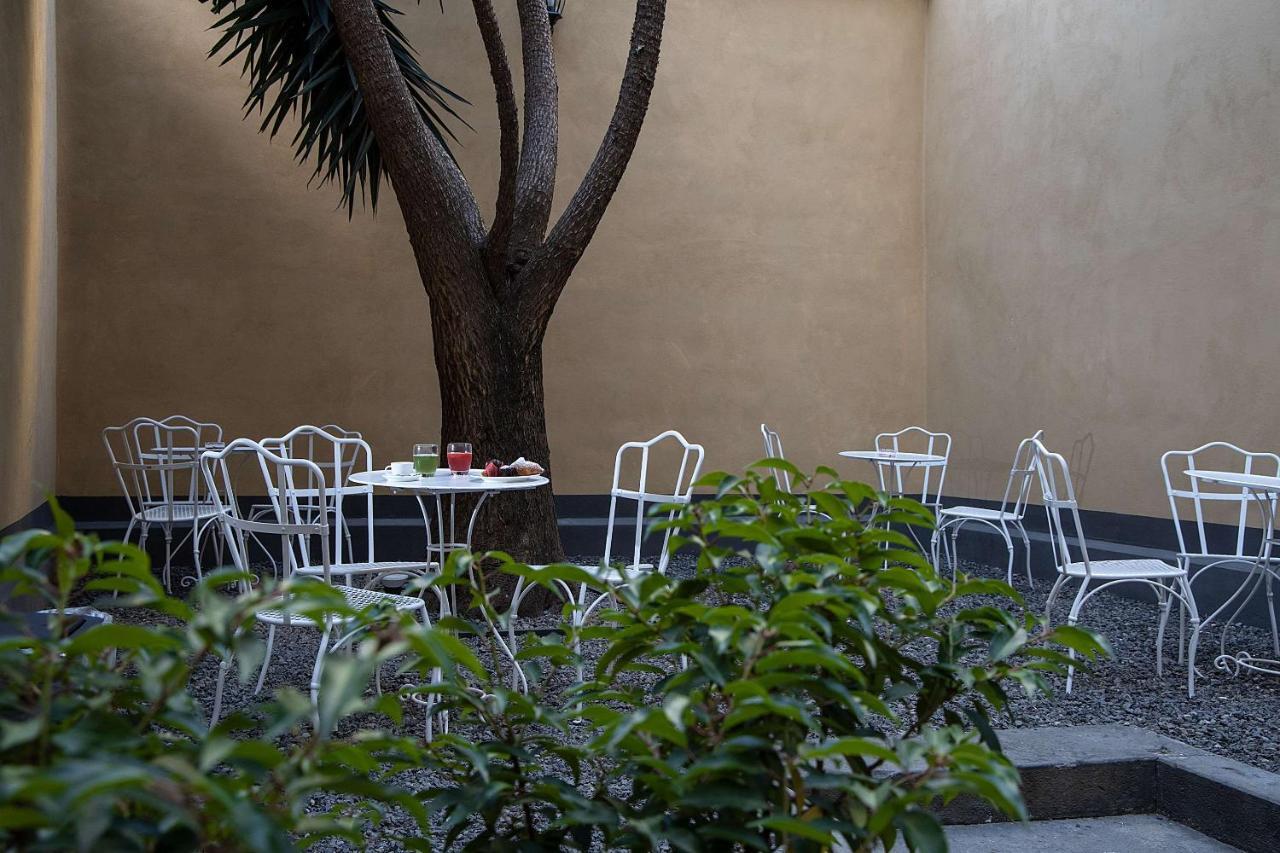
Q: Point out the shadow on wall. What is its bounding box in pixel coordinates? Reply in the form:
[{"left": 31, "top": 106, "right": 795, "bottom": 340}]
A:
[{"left": 1069, "top": 432, "right": 1095, "bottom": 501}]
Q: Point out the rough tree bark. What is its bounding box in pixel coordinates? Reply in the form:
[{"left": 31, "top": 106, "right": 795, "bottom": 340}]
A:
[{"left": 329, "top": 0, "right": 668, "bottom": 579}]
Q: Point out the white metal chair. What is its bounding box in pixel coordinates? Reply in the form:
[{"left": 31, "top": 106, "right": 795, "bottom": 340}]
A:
[
  {"left": 202, "top": 440, "right": 434, "bottom": 732},
  {"left": 1161, "top": 442, "right": 1280, "bottom": 664},
  {"left": 247, "top": 425, "right": 364, "bottom": 576},
  {"left": 508, "top": 431, "right": 705, "bottom": 687},
  {"left": 873, "top": 426, "right": 951, "bottom": 551},
  {"left": 1035, "top": 439, "right": 1201, "bottom": 696},
  {"left": 760, "top": 423, "right": 793, "bottom": 493},
  {"left": 761, "top": 422, "right": 832, "bottom": 523},
  {"left": 102, "top": 417, "right": 224, "bottom": 590},
  {"left": 263, "top": 426, "right": 445, "bottom": 595},
  {"left": 932, "top": 430, "right": 1042, "bottom": 587}
]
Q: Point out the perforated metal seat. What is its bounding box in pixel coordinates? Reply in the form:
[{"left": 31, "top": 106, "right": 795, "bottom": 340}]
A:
[
  {"left": 256, "top": 583, "right": 425, "bottom": 626},
  {"left": 938, "top": 505, "right": 1007, "bottom": 522},
  {"left": 1060, "top": 559, "right": 1185, "bottom": 579},
  {"left": 140, "top": 503, "right": 221, "bottom": 522},
  {"left": 294, "top": 559, "right": 439, "bottom": 581}
]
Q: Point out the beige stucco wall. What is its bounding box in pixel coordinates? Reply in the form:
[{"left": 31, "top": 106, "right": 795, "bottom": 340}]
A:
[
  {"left": 55, "top": 0, "right": 927, "bottom": 496},
  {"left": 925, "top": 0, "right": 1280, "bottom": 517},
  {"left": 0, "top": 0, "right": 57, "bottom": 527}
]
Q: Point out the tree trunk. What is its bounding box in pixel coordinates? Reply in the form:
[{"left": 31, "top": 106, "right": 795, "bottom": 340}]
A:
[{"left": 429, "top": 291, "right": 564, "bottom": 565}]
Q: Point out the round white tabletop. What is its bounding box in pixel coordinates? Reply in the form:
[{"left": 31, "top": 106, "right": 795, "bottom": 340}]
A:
[
  {"left": 839, "top": 450, "right": 947, "bottom": 465},
  {"left": 350, "top": 469, "right": 549, "bottom": 494},
  {"left": 1184, "top": 469, "right": 1280, "bottom": 494}
]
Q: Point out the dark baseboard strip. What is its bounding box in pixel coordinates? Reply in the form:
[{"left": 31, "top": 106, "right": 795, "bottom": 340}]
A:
[{"left": 0, "top": 502, "right": 53, "bottom": 539}]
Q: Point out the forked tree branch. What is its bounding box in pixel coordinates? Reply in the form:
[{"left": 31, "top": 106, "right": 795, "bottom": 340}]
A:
[
  {"left": 331, "top": 0, "right": 486, "bottom": 303},
  {"left": 507, "top": 0, "right": 560, "bottom": 272},
  {"left": 516, "top": 0, "right": 667, "bottom": 339},
  {"left": 472, "top": 0, "right": 520, "bottom": 285}
]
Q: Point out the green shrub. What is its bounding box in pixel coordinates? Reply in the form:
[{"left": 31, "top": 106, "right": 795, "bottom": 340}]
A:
[
  {"left": 0, "top": 468, "right": 1108, "bottom": 852},
  {"left": 420, "top": 463, "right": 1110, "bottom": 850},
  {"left": 0, "top": 500, "right": 438, "bottom": 850}
]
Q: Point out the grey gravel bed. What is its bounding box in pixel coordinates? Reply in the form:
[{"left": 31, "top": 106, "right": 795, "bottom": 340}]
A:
[{"left": 123, "top": 554, "right": 1280, "bottom": 848}]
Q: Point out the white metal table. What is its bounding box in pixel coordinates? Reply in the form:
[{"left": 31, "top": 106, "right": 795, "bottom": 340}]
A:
[
  {"left": 839, "top": 449, "right": 947, "bottom": 537},
  {"left": 351, "top": 469, "right": 550, "bottom": 687},
  {"left": 349, "top": 469, "right": 550, "bottom": 565},
  {"left": 839, "top": 450, "right": 948, "bottom": 489},
  {"left": 1184, "top": 469, "right": 1280, "bottom": 677}
]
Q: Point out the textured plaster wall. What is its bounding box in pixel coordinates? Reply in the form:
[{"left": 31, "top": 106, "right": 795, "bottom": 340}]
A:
[
  {"left": 55, "top": 0, "right": 927, "bottom": 496},
  {"left": 925, "top": 0, "right": 1280, "bottom": 517},
  {"left": 0, "top": 0, "right": 57, "bottom": 527}
]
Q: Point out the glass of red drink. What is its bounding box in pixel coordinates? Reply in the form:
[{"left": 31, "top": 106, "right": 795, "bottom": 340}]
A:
[{"left": 446, "top": 442, "right": 473, "bottom": 474}]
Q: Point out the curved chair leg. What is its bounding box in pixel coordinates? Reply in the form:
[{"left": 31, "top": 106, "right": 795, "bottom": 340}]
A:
[
  {"left": 1180, "top": 575, "right": 1201, "bottom": 698},
  {"left": 508, "top": 577, "right": 531, "bottom": 692},
  {"left": 310, "top": 623, "right": 334, "bottom": 726},
  {"left": 1268, "top": 571, "right": 1279, "bottom": 656},
  {"left": 1013, "top": 521, "right": 1033, "bottom": 589},
  {"left": 114, "top": 517, "right": 139, "bottom": 599},
  {"left": 996, "top": 521, "right": 1015, "bottom": 586},
  {"left": 1044, "top": 574, "right": 1068, "bottom": 621},
  {"left": 254, "top": 624, "right": 276, "bottom": 695},
  {"left": 121, "top": 517, "right": 138, "bottom": 550},
  {"left": 139, "top": 523, "right": 151, "bottom": 579},
  {"left": 1177, "top": 560, "right": 1191, "bottom": 664},
  {"left": 192, "top": 521, "right": 204, "bottom": 584},
  {"left": 948, "top": 523, "right": 963, "bottom": 577},
  {"left": 931, "top": 519, "right": 957, "bottom": 574},
  {"left": 162, "top": 525, "right": 174, "bottom": 592},
  {"left": 212, "top": 655, "right": 232, "bottom": 725},
  {"left": 1064, "top": 580, "right": 1090, "bottom": 694},
  {"left": 1155, "top": 583, "right": 1173, "bottom": 677}
]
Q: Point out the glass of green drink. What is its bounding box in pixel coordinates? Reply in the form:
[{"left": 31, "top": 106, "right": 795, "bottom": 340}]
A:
[{"left": 413, "top": 443, "right": 439, "bottom": 475}]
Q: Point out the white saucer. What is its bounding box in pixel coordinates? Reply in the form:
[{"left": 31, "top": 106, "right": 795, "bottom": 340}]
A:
[{"left": 383, "top": 472, "right": 419, "bottom": 481}]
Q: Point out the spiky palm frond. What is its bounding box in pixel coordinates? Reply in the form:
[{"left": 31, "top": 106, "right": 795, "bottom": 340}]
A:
[{"left": 202, "top": 0, "right": 469, "bottom": 215}]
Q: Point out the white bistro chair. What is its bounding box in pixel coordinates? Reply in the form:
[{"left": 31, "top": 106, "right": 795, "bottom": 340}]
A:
[
  {"left": 932, "top": 431, "right": 1042, "bottom": 587},
  {"left": 1161, "top": 442, "right": 1280, "bottom": 663},
  {"left": 102, "top": 416, "right": 224, "bottom": 590},
  {"left": 761, "top": 423, "right": 831, "bottom": 523},
  {"left": 249, "top": 424, "right": 364, "bottom": 574},
  {"left": 760, "top": 423, "right": 793, "bottom": 494},
  {"left": 508, "top": 430, "right": 704, "bottom": 687},
  {"left": 202, "top": 440, "right": 433, "bottom": 731},
  {"left": 263, "top": 425, "right": 445, "bottom": 597},
  {"left": 874, "top": 426, "right": 951, "bottom": 551},
  {"left": 1034, "top": 439, "right": 1201, "bottom": 696}
]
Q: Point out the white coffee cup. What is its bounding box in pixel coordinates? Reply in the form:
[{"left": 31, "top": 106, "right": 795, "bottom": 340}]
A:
[{"left": 385, "top": 461, "right": 415, "bottom": 477}]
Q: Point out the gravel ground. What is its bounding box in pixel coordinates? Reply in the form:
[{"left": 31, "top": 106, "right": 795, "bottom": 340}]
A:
[{"left": 126, "top": 553, "right": 1280, "bottom": 848}]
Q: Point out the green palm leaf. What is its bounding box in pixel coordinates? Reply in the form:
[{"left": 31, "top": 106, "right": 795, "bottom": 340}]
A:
[{"left": 201, "top": 0, "right": 470, "bottom": 215}]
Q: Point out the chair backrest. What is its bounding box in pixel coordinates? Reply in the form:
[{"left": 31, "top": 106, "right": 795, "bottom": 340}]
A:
[
  {"left": 262, "top": 425, "right": 375, "bottom": 567},
  {"left": 1032, "top": 438, "right": 1093, "bottom": 578},
  {"left": 1160, "top": 442, "right": 1279, "bottom": 559},
  {"left": 873, "top": 426, "right": 951, "bottom": 507},
  {"left": 102, "top": 417, "right": 207, "bottom": 521},
  {"left": 997, "top": 430, "right": 1045, "bottom": 520},
  {"left": 202, "top": 440, "right": 333, "bottom": 615},
  {"left": 602, "top": 430, "right": 705, "bottom": 575},
  {"left": 760, "top": 423, "right": 792, "bottom": 493},
  {"left": 156, "top": 415, "right": 223, "bottom": 446}
]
